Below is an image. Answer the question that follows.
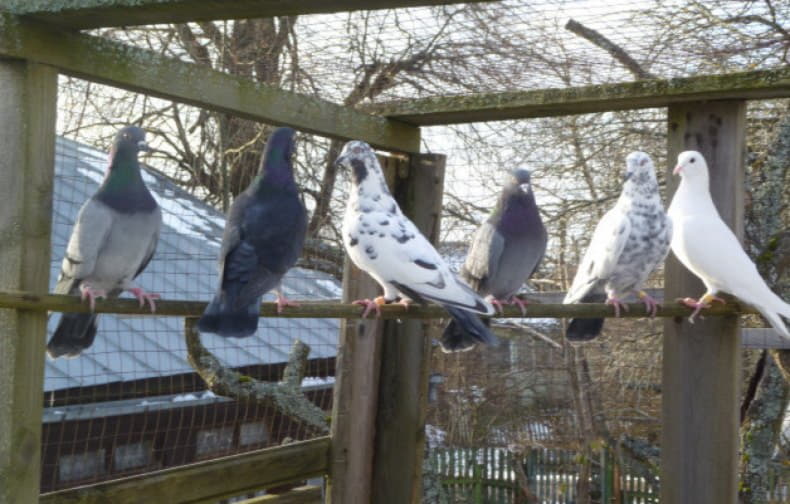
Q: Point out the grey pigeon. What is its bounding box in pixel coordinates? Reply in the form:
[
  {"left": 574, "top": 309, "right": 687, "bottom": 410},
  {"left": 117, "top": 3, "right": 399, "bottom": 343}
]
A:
[
  {"left": 669, "top": 151, "right": 790, "bottom": 335},
  {"left": 198, "top": 127, "right": 306, "bottom": 338},
  {"left": 336, "top": 141, "right": 497, "bottom": 351},
  {"left": 563, "top": 151, "right": 671, "bottom": 341},
  {"left": 442, "top": 169, "right": 548, "bottom": 351},
  {"left": 47, "top": 126, "right": 162, "bottom": 359}
]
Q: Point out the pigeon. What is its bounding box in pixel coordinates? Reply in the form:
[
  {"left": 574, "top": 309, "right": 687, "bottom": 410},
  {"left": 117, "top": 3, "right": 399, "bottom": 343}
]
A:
[
  {"left": 563, "top": 151, "right": 671, "bottom": 341},
  {"left": 441, "top": 169, "right": 548, "bottom": 351},
  {"left": 336, "top": 141, "right": 497, "bottom": 351},
  {"left": 668, "top": 150, "right": 790, "bottom": 336},
  {"left": 47, "top": 126, "right": 162, "bottom": 359},
  {"left": 198, "top": 127, "right": 306, "bottom": 338}
]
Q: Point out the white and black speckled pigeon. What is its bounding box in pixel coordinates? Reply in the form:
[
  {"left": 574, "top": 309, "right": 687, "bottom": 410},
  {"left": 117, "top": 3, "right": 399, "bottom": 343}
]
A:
[
  {"left": 47, "top": 126, "right": 162, "bottom": 359},
  {"left": 198, "top": 127, "right": 306, "bottom": 338},
  {"left": 441, "top": 169, "right": 548, "bottom": 351},
  {"left": 563, "top": 151, "right": 671, "bottom": 341},
  {"left": 669, "top": 151, "right": 790, "bottom": 336},
  {"left": 336, "top": 141, "right": 497, "bottom": 351}
]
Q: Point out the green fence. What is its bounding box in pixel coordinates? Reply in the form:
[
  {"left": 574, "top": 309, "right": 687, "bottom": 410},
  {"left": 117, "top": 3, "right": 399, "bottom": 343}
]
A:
[{"left": 427, "top": 446, "right": 789, "bottom": 503}]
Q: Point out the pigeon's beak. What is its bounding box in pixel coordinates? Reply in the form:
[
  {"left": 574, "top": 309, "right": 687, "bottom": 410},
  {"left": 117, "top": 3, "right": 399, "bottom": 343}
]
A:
[
  {"left": 673, "top": 164, "right": 682, "bottom": 176},
  {"left": 137, "top": 140, "right": 151, "bottom": 152},
  {"left": 519, "top": 183, "right": 531, "bottom": 193},
  {"left": 622, "top": 171, "right": 633, "bottom": 182},
  {"left": 334, "top": 155, "right": 346, "bottom": 169}
]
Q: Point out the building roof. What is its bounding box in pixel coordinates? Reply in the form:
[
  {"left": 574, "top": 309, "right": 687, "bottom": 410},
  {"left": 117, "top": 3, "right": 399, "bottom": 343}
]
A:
[{"left": 45, "top": 137, "right": 341, "bottom": 393}]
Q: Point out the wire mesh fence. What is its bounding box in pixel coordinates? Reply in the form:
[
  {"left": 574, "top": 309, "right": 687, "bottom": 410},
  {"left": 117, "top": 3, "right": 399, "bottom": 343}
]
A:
[{"left": 27, "top": 0, "right": 790, "bottom": 500}]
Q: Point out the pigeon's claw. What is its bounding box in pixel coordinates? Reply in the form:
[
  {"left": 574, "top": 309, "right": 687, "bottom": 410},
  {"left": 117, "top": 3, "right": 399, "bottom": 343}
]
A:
[
  {"left": 509, "top": 296, "right": 529, "bottom": 317},
  {"left": 275, "top": 292, "right": 300, "bottom": 314},
  {"left": 128, "top": 287, "right": 160, "bottom": 313},
  {"left": 678, "top": 293, "right": 726, "bottom": 323},
  {"left": 485, "top": 295, "right": 507, "bottom": 315},
  {"left": 352, "top": 297, "right": 386, "bottom": 319},
  {"left": 396, "top": 298, "right": 413, "bottom": 310},
  {"left": 637, "top": 291, "right": 660, "bottom": 318},
  {"left": 606, "top": 296, "right": 628, "bottom": 318},
  {"left": 80, "top": 284, "right": 107, "bottom": 312}
]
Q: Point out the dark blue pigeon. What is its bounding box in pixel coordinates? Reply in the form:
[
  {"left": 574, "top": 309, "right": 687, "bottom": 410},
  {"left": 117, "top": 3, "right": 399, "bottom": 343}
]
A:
[
  {"left": 47, "top": 126, "right": 162, "bottom": 359},
  {"left": 441, "top": 169, "right": 548, "bottom": 351},
  {"left": 198, "top": 127, "right": 306, "bottom": 338}
]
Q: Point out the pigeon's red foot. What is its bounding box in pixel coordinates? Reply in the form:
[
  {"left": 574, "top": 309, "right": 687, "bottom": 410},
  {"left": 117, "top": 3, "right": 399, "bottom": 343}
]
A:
[
  {"left": 509, "top": 296, "right": 529, "bottom": 317},
  {"left": 485, "top": 295, "right": 507, "bottom": 315},
  {"left": 129, "top": 287, "right": 160, "bottom": 313},
  {"left": 275, "top": 293, "right": 300, "bottom": 314},
  {"left": 678, "top": 294, "right": 725, "bottom": 323},
  {"left": 80, "top": 284, "right": 107, "bottom": 312},
  {"left": 606, "top": 296, "right": 629, "bottom": 318},
  {"left": 352, "top": 296, "right": 387, "bottom": 318},
  {"left": 637, "top": 291, "right": 660, "bottom": 318}
]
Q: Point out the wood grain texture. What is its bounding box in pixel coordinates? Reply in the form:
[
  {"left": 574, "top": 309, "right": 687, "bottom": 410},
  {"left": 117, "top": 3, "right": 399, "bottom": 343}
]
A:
[
  {"left": 661, "top": 101, "right": 745, "bottom": 504},
  {"left": 4, "top": 0, "right": 497, "bottom": 29},
  {"left": 235, "top": 485, "right": 322, "bottom": 504},
  {"left": 0, "top": 61, "right": 57, "bottom": 504},
  {"left": 40, "top": 437, "right": 330, "bottom": 504},
  {"left": 374, "top": 67, "right": 790, "bottom": 125}
]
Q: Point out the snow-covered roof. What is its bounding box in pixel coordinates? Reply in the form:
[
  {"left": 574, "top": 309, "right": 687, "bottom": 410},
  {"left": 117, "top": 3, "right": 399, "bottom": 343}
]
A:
[{"left": 45, "top": 137, "right": 340, "bottom": 393}]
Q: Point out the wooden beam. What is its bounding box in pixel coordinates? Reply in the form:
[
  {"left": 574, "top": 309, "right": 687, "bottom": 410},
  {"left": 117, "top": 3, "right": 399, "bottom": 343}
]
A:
[
  {"left": 741, "top": 328, "right": 790, "bottom": 349},
  {"left": 40, "top": 437, "right": 330, "bottom": 504},
  {"left": 2, "top": 0, "right": 498, "bottom": 30},
  {"left": 371, "top": 153, "right": 445, "bottom": 503},
  {"left": 661, "top": 101, "right": 745, "bottom": 504},
  {"left": 0, "top": 289, "right": 761, "bottom": 318},
  {"left": 0, "top": 61, "right": 57, "bottom": 504},
  {"left": 374, "top": 67, "right": 790, "bottom": 125},
  {"left": 0, "top": 13, "right": 420, "bottom": 153},
  {"left": 235, "top": 486, "right": 322, "bottom": 504}
]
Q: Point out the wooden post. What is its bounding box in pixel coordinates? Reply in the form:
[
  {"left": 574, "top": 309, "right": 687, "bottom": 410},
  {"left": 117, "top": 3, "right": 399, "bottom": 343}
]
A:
[
  {"left": 662, "top": 101, "right": 745, "bottom": 503},
  {"left": 371, "top": 154, "right": 446, "bottom": 504},
  {"left": 0, "top": 61, "right": 57, "bottom": 503}
]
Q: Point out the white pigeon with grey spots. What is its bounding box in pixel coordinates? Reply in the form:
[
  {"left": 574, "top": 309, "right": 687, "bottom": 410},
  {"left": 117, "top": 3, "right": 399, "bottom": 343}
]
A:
[
  {"left": 336, "top": 141, "right": 497, "bottom": 350},
  {"left": 563, "top": 151, "right": 671, "bottom": 341},
  {"left": 669, "top": 150, "right": 790, "bottom": 336}
]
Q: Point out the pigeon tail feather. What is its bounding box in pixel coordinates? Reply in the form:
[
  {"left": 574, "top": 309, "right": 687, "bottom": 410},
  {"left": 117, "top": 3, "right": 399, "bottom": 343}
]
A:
[
  {"left": 47, "top": 313, "right": 98, "bottom": 359},
  {"left": 439, "top": 307, "right": 498, "bottom": 352},
  {"left": 198, "top": 294, "right": 261, "bottom": 338},
  {"left": 754, "top": 293, "right": 790, "bottom": 339},
  {"left": 566, "top": 292, "right": 606, "bottom": 342}
]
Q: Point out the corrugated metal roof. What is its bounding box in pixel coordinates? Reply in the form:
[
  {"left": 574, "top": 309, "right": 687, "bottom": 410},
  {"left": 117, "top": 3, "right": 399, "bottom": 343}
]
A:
[{"left": 45, "top": 137, "right": 340, "bottom": 392}]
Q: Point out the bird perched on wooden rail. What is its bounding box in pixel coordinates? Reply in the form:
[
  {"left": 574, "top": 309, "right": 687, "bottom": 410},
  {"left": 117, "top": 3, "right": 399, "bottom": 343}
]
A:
[
  {"left": 47, "top": 126, "right": 162, "bottom": 359},
  {"left": 669, "top": 150, "right": 790, "bottom": 337},
  {"left": 198, "top": 127, "right": 306, "bottom": 338},
  {"left": 442, "top": 168, "right": 547, "bottom": 351},
  {"left": 336, "top": 140, "right": 497, "bottom": 351},
  {"left": 563, "top": 151, "right": 672, "bottom": 341}
]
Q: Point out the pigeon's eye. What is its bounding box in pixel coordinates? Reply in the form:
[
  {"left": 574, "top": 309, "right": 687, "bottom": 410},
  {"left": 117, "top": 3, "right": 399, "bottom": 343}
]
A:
[{"left": 690, "top": 158, "right": 696, "bottom": 163}]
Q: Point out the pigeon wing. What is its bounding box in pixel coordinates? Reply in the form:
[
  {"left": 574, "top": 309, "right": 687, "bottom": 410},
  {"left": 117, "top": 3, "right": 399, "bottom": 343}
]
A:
[
  {"left": 55, "top": 199, "right": 114, "bottom": 295},
  {"left": 564, "top": 208, "right": 631, "bottom": 304},
  {"left": 461, "top": 222, "right": 504, "bottom": 293}
]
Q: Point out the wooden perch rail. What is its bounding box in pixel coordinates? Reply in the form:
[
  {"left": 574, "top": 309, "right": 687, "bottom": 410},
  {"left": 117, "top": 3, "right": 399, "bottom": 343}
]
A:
[{"left": 0, "top": 289, "right": 759, "bottom": 319}]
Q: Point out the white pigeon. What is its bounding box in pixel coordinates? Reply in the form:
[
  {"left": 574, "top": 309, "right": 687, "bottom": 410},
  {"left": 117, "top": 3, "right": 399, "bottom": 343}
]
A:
[
  {"left": 336, "top": 141, "right": 497, "bottom": 350},
  {"left": 563, "top": 151, "right": 672, "bottom": 341},
  {"left": 668, "top": 150, "right": 790, "bottom": 337}
]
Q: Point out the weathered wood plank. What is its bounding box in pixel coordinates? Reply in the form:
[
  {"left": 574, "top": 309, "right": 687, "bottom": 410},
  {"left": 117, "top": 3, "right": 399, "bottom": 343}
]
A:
[
  {"left": 0, "top": 12, "right": 420, "bottom": 153},
  {"left": 374, "top": 67, "right": 790, "bottom": 125},
  {"left": 661, "top": 101, "right": 745, "bottom": 504},
  {"left": 0, "top": 289, "right": 761, "bottom": 318},
  {"left": 39, "top": 437, "right": 330, "bottom": 504},
  {"left": 2, "top": 0, "right": 497, "bottom": 29},
  {"left": 0, "top": 61, "right": 57, "bottom": 504},
  {"left": 371, "top": 153, "right": 445, "bottom": 503},
  {"left": 235, "top": 485, "right": 322, "bottom": 504}
]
